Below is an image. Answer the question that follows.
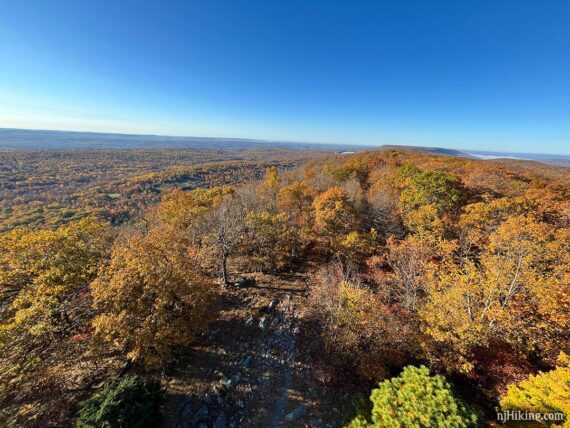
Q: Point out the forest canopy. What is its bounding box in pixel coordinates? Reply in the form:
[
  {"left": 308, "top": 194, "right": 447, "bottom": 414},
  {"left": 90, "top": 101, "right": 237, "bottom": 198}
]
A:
[{"left": 0, "top": 148, "right": 568, "bottom": 427}]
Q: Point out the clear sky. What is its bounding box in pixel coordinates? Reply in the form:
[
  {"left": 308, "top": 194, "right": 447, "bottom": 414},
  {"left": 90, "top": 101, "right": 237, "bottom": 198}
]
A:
[{"left": 0, "top": 1, "right": 569, "bottom": 154}]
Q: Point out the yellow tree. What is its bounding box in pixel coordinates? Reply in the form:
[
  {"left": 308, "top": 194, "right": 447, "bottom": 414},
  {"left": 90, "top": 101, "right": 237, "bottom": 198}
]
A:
[
  {"left": 457, "top": 196, "right": 533, "bottom": 251},
  {"left": 91, "top": 223, "right": 215, "bottom": 366},
  {"left": 313, "top": 187, "right": 358, "bottom": 243},
  {"left": 257, "top": 166, "right": 280, "bottom": 211},
  {"left": 154, "top": 186, "right": 233, "bottom": 243},
  {"left": 277, "top": 179, "right": 316, "bottom": 230},
  {"left": 0, "top": 217, "right": 113, "bottom": 399},
  {"left": 420, "top": 215, "right": 569, "bottom": 374}
]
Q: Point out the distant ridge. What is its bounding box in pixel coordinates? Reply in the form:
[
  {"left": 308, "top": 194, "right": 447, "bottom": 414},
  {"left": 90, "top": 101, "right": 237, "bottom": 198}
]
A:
[
  {"left": 377, "top": 144, "right": 474, "bottom": 158},
  {"left": 0, "top": 128, "right": 566, "bottom": 167},
  {"left": 0, "top": 128, "right": 365, "bottom": 152}
]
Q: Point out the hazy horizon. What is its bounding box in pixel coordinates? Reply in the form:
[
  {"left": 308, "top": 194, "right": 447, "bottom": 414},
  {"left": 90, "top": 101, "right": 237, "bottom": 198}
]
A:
[{"left": 2, "top": 126, "right": 570, "bottom": 158}]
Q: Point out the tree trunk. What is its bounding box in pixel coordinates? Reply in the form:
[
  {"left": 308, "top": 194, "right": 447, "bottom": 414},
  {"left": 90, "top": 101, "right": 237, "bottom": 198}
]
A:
[{"left": 221, "top": 249, "right": 229, "bottom": 286}]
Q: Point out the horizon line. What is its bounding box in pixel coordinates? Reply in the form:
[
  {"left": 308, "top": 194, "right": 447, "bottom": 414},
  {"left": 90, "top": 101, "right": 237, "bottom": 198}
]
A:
[{"left": 0, "top": 126, "right": 568, "bottom": 158}]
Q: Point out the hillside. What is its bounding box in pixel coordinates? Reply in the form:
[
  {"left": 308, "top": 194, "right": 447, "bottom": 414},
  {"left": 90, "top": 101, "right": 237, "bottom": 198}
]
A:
[
  {"left": 377, "top": 144, "right": 473, "bottom": 158},
  {"left": 0, "top": 148, "right": 568, "bottom": 427}
]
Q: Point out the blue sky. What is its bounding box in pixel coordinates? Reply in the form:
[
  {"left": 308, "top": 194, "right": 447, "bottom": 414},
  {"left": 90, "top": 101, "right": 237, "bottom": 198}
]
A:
[{"left": 0, "top": 1, "right": 569, "bottom": 154}]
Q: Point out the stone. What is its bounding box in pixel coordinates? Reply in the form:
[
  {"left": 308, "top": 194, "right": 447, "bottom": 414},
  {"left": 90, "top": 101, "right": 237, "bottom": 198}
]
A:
[
  {"left": 221, "top": 372, "right": 241, "bottom": 388},
  {"left": 219, "top": 376, "right": 231, "bottom": 387},
  {"left": 213, "top": 411, "right": 227, "bottom": 428},
  {"left": 235, "top": 277, "right": 256, "bottom": 287},
  {"left": 285, "top": 405, "right": 306, "bottom": 422},
  {"left": 259, "top": 317, "right": 269, "bottom": 329},
  {"left": 228, "top": 372, "right": 242, "bottom": 387}
]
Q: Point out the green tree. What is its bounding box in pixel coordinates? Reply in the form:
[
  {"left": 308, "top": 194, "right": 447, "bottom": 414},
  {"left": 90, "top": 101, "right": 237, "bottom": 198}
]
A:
[
  {"left": 399, "top": 170, "right": 467, "bottom": 215},
  {"left": 76, "top": 376, "right": 162, "bottom": 428},
  {"left": 500, "top": 353, "right": 570, "bottom": 427},
  {"left": 347, "top": 365, "right": 481, "bottom": 428}
]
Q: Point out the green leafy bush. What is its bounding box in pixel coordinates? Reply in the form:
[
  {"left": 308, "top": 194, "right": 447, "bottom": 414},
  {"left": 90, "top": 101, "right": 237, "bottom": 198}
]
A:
[
  {"left": 399, "top": 170, "right": 466, "bottom": 214},
  {"left": 347, "top": 365, "right": 481, "bottom": 427},
  {"left": 76, "top": 376, "right": 162, "bottom": 428}
]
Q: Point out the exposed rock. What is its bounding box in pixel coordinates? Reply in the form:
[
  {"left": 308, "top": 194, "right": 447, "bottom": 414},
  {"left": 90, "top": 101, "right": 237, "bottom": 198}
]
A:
[
  {"left": 285, "top": 405, "right": 306, "bottom": 422},
  {"left": 219, "top": 376, "right": 231, "bottom": 387},
  {"left": 235, "top": 277, "right": 256, "bottom": 288},
  {"left": 221, "top": 372, "right": 242, "bottom": 388},
  {"left": 259, "top": 317, "right": 270, "bottom": 330},
  {"left": 228, "top": 372, "right": 242, "bottom": 387}
]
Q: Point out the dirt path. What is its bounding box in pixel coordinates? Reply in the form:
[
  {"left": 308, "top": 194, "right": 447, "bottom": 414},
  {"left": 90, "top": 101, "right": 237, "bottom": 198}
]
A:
[
  {"left": 267, "top": 364, "right": 292, "bottom": 428},
  {"left": 160, "top": 273, "right": 350, "bottom": 428}
]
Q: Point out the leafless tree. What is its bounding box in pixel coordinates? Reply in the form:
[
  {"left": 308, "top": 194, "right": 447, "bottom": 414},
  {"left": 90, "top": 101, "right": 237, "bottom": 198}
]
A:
[{"left": 209, "top": 194, "right": 246, "bottom": 286}]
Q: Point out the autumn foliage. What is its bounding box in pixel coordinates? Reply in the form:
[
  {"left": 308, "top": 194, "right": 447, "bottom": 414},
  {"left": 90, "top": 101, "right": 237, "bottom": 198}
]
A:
[{"left": 0, "top": 148, "right": 568, "bottom": 426}]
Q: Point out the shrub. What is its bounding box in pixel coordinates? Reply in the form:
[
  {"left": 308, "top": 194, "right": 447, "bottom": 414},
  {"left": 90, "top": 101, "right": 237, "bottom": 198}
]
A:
[
  {"left": 308, "top": 263, "right": 417, "bottom": 380},
  {"left": 347, "top": 365, "right": 481, "bottom": 427},
  {"left": 500, "top": 352, "right": 570, "bottom": 427},
  {"left": 76, "top": 376, "right": 162, "bottom": 428}
]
